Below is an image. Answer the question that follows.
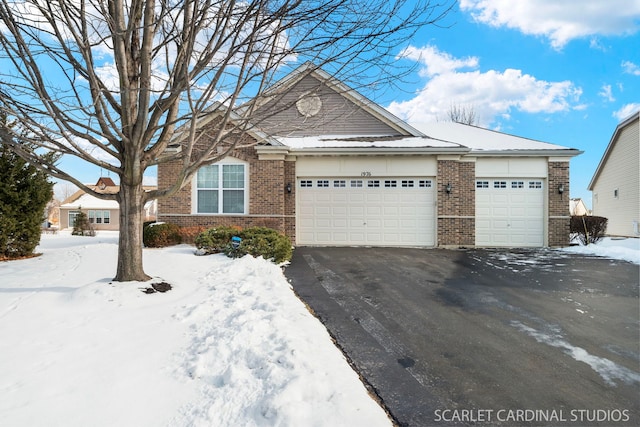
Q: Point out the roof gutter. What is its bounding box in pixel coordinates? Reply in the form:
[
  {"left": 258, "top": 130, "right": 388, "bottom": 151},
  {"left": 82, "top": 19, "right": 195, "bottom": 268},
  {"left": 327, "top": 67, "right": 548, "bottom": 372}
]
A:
[
  {"left": 287, "top": 146, "right": 471, "bottom": 156},
  {"left": 470, "top": 149, "right": 583, "bottom": 157}
]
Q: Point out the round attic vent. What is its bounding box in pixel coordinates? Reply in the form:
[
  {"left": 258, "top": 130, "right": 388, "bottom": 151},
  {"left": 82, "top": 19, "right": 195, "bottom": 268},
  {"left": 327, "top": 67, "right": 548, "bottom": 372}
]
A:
[{"left": 296, "top": 93, "right": 322, "bottom": 117}]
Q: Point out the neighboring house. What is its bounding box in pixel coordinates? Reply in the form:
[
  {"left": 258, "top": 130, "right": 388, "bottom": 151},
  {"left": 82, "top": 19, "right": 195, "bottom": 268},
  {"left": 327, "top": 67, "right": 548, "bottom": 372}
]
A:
[
  {"left": 157, "top": 63, "right": 582, "bottom": 248},
  {"left": 59, "top": 177, "right": 157, "bottom": 231},
  {"left": 588, "top": 111, "right": 640, "bottom": 237},
  {"left": 569, "top": 198, "right": 590, "bottom": 216}
]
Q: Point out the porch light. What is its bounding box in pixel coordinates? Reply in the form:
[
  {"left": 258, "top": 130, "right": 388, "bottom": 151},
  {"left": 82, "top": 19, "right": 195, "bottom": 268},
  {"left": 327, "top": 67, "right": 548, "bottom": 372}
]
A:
[
  {"left": 558, "top": 184, "right": 564, "bottom": 194},
  {"left": 445, "top": 183, "right": 452, "bottom": 194},
  {"left": 286, "top": 182, "right": 292, "bottom": 193}
]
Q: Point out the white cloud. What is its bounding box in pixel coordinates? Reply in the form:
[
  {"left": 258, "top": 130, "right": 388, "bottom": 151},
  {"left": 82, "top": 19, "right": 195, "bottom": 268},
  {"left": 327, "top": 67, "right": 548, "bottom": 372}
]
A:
[
  {"left": 388, "top": 45, "right": 582, "bottom": 126},
  {"left": 598, "top": 85, "right": 615, "bottom": 102},
  {"left": 621, "top": 60, "right": 640, "bottom": 76},
  {"left": 93, "top": 61, "right": 170, "bottom": 94},
  {"left": 459, "top": 0, "right": 640, "bottom": 49},
  {"left": 397, "top": 45, "right": 478, "bottom": 77},
  {"left": 613, "top": 103, "right": 640, "bottom": 121}
]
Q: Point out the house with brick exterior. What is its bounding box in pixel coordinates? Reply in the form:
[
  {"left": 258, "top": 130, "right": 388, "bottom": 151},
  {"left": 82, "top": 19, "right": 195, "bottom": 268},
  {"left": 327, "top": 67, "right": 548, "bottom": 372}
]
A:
[{"left": 157, "top": 63, "right": 581, "bottom": 248}]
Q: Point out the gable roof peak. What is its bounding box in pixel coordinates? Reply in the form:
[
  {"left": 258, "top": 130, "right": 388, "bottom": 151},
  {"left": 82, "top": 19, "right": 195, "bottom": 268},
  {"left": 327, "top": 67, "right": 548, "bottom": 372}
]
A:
[
  {"left": 261, "top": 63, "right": 424, "bottom": 137},
  {"left": 95, "top": 177, "right": 116, "bottom": 188},
  {"left": 588, "top": 110, "right": 639, "bottom": 190}
]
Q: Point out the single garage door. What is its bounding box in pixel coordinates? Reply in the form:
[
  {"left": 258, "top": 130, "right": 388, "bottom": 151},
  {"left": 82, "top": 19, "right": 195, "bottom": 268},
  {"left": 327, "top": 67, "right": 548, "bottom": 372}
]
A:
[
  {"left": 476, "top": 179, "right": 545, "bottom": 247},
  {"left": 297, "top": 177, "right": 435, "bottom": 246}
]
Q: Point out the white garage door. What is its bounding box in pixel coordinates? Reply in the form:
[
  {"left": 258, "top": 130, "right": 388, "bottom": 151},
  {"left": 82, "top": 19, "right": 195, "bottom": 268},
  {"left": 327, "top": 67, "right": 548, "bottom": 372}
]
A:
[
  {"left": 476, "top": 179, "right": 545, "bottom": 247},
  {"left": 297, "top": 178, "right": 435, "bottom": 246}
]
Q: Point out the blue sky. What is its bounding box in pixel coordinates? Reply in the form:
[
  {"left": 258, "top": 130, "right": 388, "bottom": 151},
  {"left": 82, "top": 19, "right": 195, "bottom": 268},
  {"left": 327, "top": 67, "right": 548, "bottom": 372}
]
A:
[
  {"left": 382, "top": 0, "right": 640, "bottom": 207},
  {"left": 55, "top": 0, "right": 639, "bottom": 207}
]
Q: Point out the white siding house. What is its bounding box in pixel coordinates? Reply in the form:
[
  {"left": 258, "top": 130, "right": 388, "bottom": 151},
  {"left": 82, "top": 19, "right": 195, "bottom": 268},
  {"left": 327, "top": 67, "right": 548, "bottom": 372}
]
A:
[
  {"left": 569, "top": 198, "right": 589, "bottom": 216},
  {"left": 588, "top": 111, "right": 640, "bottom": 237}
]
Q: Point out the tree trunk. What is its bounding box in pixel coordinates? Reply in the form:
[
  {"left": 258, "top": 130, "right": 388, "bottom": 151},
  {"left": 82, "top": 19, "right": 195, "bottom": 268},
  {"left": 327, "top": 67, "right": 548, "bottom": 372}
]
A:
[{"left": 114, "top": 180, "right": 150, "bottom": 282}]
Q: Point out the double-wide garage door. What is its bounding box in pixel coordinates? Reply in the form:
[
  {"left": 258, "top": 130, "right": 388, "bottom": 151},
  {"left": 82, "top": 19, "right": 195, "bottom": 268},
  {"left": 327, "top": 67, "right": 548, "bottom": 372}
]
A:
[
  {"left": 297, "top": 177, "right": 435, "bottom": 246},
  {"left": 476, "top": 179, "right": 545, "bottom": 247}
]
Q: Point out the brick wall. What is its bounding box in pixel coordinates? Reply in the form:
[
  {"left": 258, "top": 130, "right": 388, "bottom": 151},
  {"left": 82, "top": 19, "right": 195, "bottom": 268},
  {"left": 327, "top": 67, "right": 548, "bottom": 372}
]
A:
[
  {"left": 548, "top": 161, "right": 570, "bottom": 247},
  {"left": 437, "top": 159, "right": 475, "bottom": 247},
  {"left": 157, "top": 160, "right": 191, "bottom": 215},
  {"left": 284, "top": 160, "right": 296, "bottom": 239},
  {"left": 157, "top": 146, "right": 296, "bottom": 240}
]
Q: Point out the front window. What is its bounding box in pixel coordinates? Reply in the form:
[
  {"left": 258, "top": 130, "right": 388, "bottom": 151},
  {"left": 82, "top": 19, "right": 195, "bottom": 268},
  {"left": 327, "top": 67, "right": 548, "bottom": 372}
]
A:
[
  {"left": 196, "top": 164, "right": 246, "bottom": 214},
  {"left": 88, "top": 210, "right": 110, "bottom": 224}
]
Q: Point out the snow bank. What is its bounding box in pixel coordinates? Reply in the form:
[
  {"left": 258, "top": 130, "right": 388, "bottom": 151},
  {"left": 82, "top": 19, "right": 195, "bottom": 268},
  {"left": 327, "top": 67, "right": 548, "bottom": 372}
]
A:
[{"left": 559, "top": 237, "right": 640, "bottom": 265}]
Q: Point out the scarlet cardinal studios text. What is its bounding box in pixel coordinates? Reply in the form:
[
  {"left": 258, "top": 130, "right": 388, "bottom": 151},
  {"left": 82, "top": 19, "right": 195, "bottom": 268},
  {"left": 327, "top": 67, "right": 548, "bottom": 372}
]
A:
[{"left": 433, "top": 408, "right": 631, "bottom": 423}]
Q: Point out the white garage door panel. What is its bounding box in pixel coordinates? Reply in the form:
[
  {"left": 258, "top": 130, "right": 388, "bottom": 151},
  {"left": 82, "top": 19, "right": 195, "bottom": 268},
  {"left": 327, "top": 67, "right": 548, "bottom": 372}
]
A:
[
  {"left": 476, "top": 179, "right": 544, "bottom": 247},
  {"left": 298, "top": 177, "right": 435, "bottom": 246}
]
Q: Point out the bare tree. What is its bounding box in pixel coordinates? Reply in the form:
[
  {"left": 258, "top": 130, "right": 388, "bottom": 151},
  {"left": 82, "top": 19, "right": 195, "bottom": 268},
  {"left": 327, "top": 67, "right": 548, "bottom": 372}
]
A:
[
  {"left": 0, "top": 0, "right": 452, "bottom": 281},
  {"left": 54, "top": 182, "right": 79, "bottom": 202},
  {"left": 446, "top": 103, "right": 479, "bottom": 125}
]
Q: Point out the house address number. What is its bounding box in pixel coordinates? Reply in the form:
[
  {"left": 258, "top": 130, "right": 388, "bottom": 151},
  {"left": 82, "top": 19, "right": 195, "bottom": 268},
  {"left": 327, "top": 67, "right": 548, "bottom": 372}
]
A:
[{"left": 360, "top": 171, "right": 372, "bottom": 177}]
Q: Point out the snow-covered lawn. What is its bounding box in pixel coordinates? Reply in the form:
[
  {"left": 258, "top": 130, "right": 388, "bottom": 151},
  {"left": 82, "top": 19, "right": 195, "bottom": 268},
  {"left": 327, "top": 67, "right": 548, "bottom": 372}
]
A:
[{"left": 0, "top": 231, "right": 391, "bottom": 427}]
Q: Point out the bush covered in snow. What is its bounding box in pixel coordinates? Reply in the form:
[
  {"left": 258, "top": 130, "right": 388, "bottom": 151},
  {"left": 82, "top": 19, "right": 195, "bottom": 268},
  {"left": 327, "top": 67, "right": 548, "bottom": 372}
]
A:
[
  {"left": 143, "top": 222, "right": 182, "bottom": 247},
  {"left": 570, "top": 215, "right": 608, "bottom": 245}
]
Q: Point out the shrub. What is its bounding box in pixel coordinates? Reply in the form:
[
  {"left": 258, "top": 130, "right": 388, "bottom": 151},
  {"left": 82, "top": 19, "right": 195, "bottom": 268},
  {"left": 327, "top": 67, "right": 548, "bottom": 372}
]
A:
[
  {"left": 0, "top": 135, "right": 54, "bottom": 258},
  {"left": 226, "top": 227, "right": 292, "bottom": 264},
  {"left": 143, "top": 220, "right": 156, "bottom": 229},
  {"left": 194, "top": 225, "right": 240, "bottom": 254},
  {"left": 71, "top": 211, "right": 95, "bottom": 236},
  {"left": 195, "top": 226, "right": 293, "bottom": 264},
  {"left": 570, "top": 215, "right": 608, "bottom": 245},
  {"left": 143, "top": 222, "right": 182, "bottom": 247},
  {"left": 179, "top": 225, "right": 209, "bottom": 245}
]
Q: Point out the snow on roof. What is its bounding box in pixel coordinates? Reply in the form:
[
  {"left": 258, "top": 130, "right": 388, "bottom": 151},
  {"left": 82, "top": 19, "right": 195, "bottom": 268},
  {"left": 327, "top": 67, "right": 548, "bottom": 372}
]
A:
[
  {"left": 278, "top": 135, "right": 463, "bottom": 150},
  {"left": 411, "top": 121, "right": 575, "bottom": 152},
  {"left": 60, "top": 193, "right": 119, "bottom": 209},
  {"left": 275, "top": 123, "right": 580, "bottom": 154}
]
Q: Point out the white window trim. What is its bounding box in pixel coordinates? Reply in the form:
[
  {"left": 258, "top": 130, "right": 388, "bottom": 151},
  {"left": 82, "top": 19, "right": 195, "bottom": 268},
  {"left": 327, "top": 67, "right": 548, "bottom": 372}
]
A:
[
  {"left": 192, "top": 158, "right": 249, "bottom": 215},
  {"left": 88, "top": 210, "right": 111, "bottom": 224}
]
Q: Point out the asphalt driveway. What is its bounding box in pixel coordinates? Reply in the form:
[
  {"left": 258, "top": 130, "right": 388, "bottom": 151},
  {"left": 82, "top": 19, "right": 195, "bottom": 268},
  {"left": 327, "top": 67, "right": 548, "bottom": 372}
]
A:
[{"left": 285, "top": 247, "right": 639, "bottom": 426}]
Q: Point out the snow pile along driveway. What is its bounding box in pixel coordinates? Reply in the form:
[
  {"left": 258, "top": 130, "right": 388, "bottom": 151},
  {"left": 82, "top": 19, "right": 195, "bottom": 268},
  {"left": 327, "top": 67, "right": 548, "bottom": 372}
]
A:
[
  {"left": 560, "top": 237, "right": 640, "bottom": 264},
  {"left": 0, "top": 231, "right": 390, "bottom": 427}
]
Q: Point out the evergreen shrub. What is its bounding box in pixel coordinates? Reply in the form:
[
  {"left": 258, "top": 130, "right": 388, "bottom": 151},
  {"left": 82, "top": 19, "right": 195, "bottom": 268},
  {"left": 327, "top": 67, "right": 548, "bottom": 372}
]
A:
[
  {"left": 194, "top": 225, "right": 240, "bottom": 254},
  {"left": 71, "top": 211, "right": 95, "bottom": 236},
  {"left": 195, "top": 226, "right": 292, "bottom": 263},
  {"left": 0, "top": 139, "right": 54, "bottom": 259},
  {"left": 228, "top": 227, "right": 292, "bottom": 264}
]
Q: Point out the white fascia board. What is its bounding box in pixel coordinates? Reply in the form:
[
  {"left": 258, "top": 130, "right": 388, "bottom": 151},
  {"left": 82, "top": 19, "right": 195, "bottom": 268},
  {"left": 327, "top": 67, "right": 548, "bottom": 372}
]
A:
[
  {"left": 288, "top": 147, "right": 470, "bottom": 156},
  {"left": 471, "top": 149, "right": 583, "bottom": 157}
]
